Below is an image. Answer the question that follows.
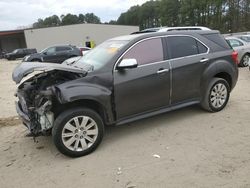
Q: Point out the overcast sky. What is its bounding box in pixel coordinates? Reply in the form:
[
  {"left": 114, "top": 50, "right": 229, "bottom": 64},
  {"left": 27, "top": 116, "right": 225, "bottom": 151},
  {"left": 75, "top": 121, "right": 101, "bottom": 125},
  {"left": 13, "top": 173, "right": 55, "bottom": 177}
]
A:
[{"left": 0, "top": 0, "right": 149, "bottom": 31}]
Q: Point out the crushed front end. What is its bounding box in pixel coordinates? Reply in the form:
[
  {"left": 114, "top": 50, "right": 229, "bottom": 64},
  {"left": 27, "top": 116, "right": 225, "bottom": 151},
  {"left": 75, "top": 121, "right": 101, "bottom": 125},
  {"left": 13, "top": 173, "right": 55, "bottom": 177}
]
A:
[
  {"left": 12, "top": 62, "right": 85, "bottom": 137},
  {"left": 16, "top": 80, "right": 54, "bottom": 136}
]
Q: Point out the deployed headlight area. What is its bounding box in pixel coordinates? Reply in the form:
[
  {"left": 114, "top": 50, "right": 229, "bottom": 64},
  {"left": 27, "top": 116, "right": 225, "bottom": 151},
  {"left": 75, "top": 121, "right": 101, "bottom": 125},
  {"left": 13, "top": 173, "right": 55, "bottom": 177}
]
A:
[{"left": 14, "top": 66, "right": 84, "bottom": 136}]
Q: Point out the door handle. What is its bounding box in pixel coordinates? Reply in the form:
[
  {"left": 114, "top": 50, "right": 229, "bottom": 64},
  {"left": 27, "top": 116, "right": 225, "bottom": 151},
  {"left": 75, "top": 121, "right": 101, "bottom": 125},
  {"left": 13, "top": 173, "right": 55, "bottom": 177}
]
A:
[
  {"left": 200, "top": 58, "right": 209, "bottom": 63},
  {"left": 157, "top": 68, "right": 169, "bottom": 74}
]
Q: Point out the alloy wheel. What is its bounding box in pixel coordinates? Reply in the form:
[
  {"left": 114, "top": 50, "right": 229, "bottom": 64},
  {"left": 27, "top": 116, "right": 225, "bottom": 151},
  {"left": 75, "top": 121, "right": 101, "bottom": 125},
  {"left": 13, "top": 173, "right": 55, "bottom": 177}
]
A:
[
  {"left": 210, "top": 83, "right": 228, "bottom": 109},
  {"left": 62, "top": 116, "right": 98, "bottom": 152}
]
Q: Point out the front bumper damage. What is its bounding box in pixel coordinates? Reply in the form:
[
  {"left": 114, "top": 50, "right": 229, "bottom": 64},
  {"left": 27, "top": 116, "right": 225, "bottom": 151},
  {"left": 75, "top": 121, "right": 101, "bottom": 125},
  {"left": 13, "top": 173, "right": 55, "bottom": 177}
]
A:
[{"left": 15, "top": 90, "right": 54, "bottom": 136}]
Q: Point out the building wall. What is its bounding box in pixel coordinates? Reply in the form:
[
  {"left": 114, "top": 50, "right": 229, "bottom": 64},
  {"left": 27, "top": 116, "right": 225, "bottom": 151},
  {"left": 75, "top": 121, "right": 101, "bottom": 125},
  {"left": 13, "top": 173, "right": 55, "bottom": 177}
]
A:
[
  {"left": 24, "top": 24, "right": 139, "bottom": 51},
  {"left": 0, "top": 33, "right": 26, "bottom": 52}
]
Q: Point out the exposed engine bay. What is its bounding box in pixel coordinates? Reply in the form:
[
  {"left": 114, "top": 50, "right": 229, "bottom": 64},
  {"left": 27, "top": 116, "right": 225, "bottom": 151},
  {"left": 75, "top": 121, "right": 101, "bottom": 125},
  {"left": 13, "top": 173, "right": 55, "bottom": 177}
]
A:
[{"left": 16, "top": 70, "right": 83, "bottom": 136}]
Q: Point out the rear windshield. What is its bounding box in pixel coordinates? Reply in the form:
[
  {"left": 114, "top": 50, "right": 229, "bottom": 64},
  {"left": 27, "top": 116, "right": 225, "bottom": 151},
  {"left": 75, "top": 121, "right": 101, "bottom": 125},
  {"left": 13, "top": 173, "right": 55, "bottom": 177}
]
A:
[{"left": 202, "top": 33, "right": 231, "bottom": 49}]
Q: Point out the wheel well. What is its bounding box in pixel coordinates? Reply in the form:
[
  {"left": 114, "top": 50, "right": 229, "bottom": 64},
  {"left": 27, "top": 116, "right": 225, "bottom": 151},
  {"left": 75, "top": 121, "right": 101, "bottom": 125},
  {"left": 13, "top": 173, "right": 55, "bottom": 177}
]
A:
[
  {"left": 214, "top": 72, "right": 232, "bottom": 89},
  {"left": 53, "top": 99, "right": 107, "bottom": 123}
]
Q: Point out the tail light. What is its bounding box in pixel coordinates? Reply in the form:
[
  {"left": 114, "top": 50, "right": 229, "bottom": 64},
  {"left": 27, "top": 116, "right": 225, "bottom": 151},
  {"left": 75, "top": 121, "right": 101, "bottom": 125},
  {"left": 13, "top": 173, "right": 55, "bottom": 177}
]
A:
[
  {"left": 231, "top": 51, "right": 239, "bottom": 64},
  {"left": 79, "top": 48, "right": 84, "bottom": 56}
]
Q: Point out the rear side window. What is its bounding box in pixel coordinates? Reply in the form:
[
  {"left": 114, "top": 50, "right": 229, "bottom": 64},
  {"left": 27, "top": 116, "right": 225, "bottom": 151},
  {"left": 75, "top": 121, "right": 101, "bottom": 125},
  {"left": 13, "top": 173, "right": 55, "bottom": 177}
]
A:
[
  {"left": 166, "top": 36, "right": 200, "bottom": 59},
  {"left": 197, "top": 41, "right": 208, "bottom": 53},
  {"left": 56, "top": 46, "right": 72, "bottom": 51},
  {"left": 202, "top": 33, "right": 231, "bottom": 49},
  {"left": 123, "top": 38, "right": 164, "bottom": 65}
]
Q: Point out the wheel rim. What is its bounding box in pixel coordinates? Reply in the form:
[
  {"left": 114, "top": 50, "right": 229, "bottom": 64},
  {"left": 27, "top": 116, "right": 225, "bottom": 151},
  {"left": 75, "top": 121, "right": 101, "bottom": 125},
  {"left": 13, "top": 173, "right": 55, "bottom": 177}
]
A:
[
  {"left": 62, "top": 116, "right": 98, "bottom": 152},
  {"left": 210, "top": 83, "right": 228, "bottom": 109},
  {"left": 242, "top": 55, "right": 250, "bottom": 67}
]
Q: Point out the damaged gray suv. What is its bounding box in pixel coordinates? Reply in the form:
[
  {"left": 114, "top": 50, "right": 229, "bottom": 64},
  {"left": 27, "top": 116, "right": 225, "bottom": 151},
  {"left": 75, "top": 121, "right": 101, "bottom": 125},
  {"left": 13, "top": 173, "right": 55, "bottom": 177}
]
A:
[{"left": 13, "top": 30, "right": 238, "bottom": 157}]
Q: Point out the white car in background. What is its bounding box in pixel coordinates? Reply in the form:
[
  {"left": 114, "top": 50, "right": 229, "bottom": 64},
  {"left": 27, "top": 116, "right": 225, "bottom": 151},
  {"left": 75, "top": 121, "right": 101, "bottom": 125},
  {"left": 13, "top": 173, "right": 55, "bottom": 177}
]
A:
[{"left": 226, "top": 36, "right": 250, "bottom": 67}]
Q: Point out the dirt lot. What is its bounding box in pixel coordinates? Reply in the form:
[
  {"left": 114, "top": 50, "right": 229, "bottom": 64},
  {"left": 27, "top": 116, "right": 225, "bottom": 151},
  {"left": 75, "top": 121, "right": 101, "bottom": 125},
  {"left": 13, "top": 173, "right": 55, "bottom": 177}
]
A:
[{"left": 0, "top": 59, "right": 250, "bottom": 188}]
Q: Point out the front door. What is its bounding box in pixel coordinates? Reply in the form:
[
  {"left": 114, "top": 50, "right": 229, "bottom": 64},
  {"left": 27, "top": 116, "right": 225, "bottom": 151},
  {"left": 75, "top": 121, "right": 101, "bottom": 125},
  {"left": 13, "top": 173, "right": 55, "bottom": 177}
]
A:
[
  {"left": 114, "top": 38, "right": 171, "bottom": 120},
  {"left": 43, "top": 47, "right": 58, "bottom": 63}
]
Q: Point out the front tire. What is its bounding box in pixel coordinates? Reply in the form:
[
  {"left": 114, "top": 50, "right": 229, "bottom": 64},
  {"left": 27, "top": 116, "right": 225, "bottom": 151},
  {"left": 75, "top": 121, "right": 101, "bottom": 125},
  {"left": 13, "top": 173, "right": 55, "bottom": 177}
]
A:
[
  {"left": 52, "top": 108, "right": 104, "bottom": 157},
  {"left": 201, "top": 78, "right": 230, "bottom": 112}
]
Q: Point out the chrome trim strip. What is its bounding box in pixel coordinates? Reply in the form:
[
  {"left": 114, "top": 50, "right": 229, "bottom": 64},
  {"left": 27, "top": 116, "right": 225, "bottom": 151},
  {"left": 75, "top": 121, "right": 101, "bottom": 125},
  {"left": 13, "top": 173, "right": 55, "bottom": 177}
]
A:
[{"left": 138, "top": 60, "right": 168, "bottom": 68}]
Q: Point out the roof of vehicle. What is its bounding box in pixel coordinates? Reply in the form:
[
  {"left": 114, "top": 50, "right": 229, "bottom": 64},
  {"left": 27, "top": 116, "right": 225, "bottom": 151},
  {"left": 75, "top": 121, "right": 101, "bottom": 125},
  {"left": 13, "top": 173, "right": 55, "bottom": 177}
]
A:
[
  {"left": 225, "top": 36, "right": 245, "bottom": 41},
  {"left": 112, "top": 30, "right": 220, "bottom": 42},
  {"left": 131, "top": 26, "right": 211, "bottom": 34},
  {"left": 158, "top": 26, "right": 211, "bottom": 32}
]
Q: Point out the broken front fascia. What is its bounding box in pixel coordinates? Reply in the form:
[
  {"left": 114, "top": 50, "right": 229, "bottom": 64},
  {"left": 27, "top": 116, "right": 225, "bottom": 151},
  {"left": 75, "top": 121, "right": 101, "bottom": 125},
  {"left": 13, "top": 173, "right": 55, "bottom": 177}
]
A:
[{"left": 13, "top": 62, "right": 86, "bottom": 136}]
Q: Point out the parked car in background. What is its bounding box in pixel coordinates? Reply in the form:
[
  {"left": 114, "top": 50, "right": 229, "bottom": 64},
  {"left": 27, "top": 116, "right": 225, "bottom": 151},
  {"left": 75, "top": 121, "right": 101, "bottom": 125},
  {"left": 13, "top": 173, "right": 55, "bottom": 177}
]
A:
[
  {"left": 78, "top": 47, "right": 91, "bottom": 56},
  {"left": 131, "top": 26, "right": 211, "bottom": 34},
  {"left": 23, "top": 45, "right": 82, "bottom": 63},
  {"left": 5, "top": 48, "right": 37, "bottom": 60},
  {"left": 235, "top": 35, "right": 250, "bottom": 43},
  {"left": 13, "top": 30, "right": 238, "bottom": 157},
  {"left": 0, "top": 50, "right": 6, "bottom": 59},
  {"left": 226, "top": 36, "right": 250, "bottom": 67}
]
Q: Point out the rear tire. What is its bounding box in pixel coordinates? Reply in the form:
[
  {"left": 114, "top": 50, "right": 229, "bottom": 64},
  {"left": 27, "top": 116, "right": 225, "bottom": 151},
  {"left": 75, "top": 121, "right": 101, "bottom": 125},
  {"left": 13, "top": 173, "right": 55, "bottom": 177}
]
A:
[
  {"left": 201, "top": 78, "right": 230, "bottom": 112},
  {"left": 52, "top": 108, "right": 104, "bottom": 157}
]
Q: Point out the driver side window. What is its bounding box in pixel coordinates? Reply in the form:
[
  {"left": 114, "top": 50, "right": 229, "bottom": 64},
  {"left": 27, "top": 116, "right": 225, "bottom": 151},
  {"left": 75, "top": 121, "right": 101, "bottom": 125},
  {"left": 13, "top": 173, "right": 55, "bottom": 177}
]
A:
[
  {"left": 46, "top": 47, "right": 56, "bottom": 55},
  {"left": 123, "top": 38, "right": 164, "bottom": 66}
]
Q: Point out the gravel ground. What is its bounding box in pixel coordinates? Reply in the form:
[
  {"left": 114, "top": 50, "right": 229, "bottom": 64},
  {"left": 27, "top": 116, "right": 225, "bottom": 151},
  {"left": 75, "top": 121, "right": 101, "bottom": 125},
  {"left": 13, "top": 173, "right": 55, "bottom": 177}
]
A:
[{"left": 0, "top": 59, "right": 250, "bottom": 188}]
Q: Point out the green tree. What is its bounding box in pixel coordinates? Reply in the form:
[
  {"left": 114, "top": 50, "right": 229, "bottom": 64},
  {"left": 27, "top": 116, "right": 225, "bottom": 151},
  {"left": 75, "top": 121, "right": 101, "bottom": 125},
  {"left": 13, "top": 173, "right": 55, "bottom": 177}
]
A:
[
  {"left": 78, "top": 14, "right": 85, "bottom": 23},
  {"left": 61, "top": 14, "right": 79, "bottom": 25},
  {"left": 85, "top": 13, "right": 101, "bottom": 24}
]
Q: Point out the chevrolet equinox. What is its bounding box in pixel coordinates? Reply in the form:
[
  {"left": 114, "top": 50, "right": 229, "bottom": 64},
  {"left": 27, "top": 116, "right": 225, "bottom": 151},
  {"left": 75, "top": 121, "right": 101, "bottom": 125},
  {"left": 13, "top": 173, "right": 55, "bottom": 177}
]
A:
[{"left": 13, "top": 30, "right": 238, "bottom": 157}]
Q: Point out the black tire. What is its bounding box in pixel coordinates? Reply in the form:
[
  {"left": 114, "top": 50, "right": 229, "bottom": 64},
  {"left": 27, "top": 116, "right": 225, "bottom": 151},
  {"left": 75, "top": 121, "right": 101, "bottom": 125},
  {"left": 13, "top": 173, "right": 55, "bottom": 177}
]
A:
[
  {"left": 201, "top": 78, "right": 230, "bottom": 112},
  {"left": 31, "top": 59, "right": 41, "bottom": 62},
  {"left": 239, "top": 54, "right": 250, "bottom": 67},
  {"left": 52, "top": 108, "right": 104, "bottom": 157}
]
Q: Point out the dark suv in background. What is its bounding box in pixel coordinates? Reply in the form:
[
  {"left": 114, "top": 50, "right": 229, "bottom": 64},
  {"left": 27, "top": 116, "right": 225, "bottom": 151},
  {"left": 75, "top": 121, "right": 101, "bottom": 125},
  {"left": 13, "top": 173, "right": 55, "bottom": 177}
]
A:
[
  {"left": 23, "top": 45, "right": 82, "bottom": 63},
  {"left": 13, "top": 30, "right": 238, "bottom": 157},
  {"left": 5, "top": 48, "right": 37, "bottom": 60}
]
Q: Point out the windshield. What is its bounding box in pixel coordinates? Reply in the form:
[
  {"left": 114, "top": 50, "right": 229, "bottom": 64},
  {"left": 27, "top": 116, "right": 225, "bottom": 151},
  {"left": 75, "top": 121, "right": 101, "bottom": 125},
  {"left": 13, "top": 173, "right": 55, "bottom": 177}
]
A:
[
  {"left": 12, "top": 49, "right": 19, "bottom": 53},
  {"left": 74, "top": 40, "right": 129, "bottom": 71},
  {"left": 40, "top": 48, "right": 48, "bottom": 53}
]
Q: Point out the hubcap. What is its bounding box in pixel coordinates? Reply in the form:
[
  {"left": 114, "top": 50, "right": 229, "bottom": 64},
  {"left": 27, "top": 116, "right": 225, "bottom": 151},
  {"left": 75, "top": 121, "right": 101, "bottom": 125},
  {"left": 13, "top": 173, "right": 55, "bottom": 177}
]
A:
[
  {"left": 210, "top": 83, "right": 228, "bottom": 109},
  {"left": 62, "top": 116, "right": 98, "bottom": 152},
  {"left": 243, "top": 55, "right": 250, "bottom": 67}
]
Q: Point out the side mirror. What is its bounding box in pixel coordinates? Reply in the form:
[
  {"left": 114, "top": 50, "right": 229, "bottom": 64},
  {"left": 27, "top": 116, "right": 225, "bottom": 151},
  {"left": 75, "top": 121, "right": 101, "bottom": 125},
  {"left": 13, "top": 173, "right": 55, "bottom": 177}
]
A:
[{"left": 117, "top": 59, "right": 138, "bottom": 70}]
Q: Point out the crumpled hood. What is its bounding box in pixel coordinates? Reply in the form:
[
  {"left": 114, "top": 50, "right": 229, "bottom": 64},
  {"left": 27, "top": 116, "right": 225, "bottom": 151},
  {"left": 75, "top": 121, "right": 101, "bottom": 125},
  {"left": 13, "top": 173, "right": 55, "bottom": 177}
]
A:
[{"left": 12, "top": 62, "right": 86, "bottom": 84}]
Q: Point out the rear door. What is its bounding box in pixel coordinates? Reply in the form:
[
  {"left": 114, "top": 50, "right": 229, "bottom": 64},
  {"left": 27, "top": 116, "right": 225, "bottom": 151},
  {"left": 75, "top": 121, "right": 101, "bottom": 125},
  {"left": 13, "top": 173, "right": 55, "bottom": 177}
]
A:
[
  {"left": 55, "top": 46, "right": 73, "bottom": 63},
  {"left": 165, "top": 35, "right": 209, "bottom": 104},
  {"left": 114, "top": 38, "right": 171, "bottom": 120}
]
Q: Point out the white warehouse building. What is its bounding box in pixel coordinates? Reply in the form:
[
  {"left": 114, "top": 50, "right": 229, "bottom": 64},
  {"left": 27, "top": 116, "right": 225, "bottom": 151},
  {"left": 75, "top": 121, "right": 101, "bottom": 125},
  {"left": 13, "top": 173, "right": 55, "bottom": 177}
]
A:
[{"left": 0, "top": 23, "right": 139, "bottom": 52}]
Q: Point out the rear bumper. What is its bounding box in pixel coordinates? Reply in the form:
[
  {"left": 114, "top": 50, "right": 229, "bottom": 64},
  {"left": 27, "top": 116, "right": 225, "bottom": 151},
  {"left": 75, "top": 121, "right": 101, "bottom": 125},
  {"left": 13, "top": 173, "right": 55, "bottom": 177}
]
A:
[{"left": 15, "top": 101, "right": 31, "bottom": 130}]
